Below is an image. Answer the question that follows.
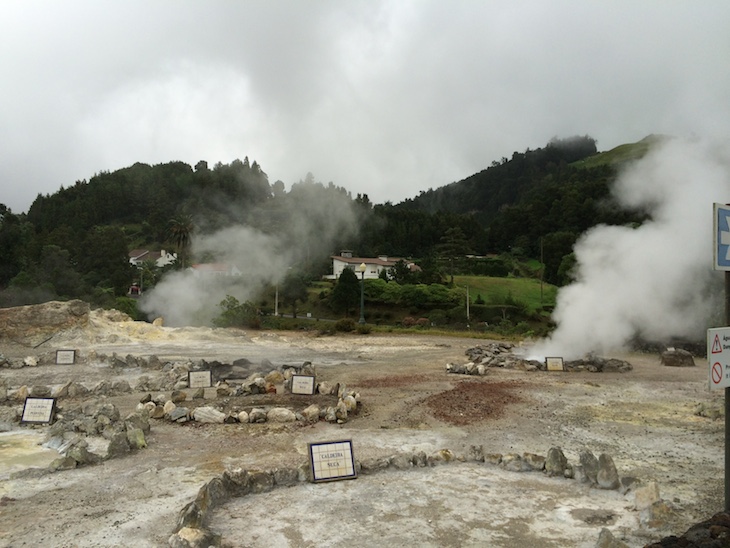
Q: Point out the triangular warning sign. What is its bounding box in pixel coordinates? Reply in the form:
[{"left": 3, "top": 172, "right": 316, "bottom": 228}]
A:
[{"left": 712, "top": 334, "right": 723, "bottom": 354}]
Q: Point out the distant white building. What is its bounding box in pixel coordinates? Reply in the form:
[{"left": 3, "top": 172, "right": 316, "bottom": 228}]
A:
[
  {"left": 325, "top": 251, "right": 419, "bottom": 280},
  {"left": 128, "top": 249, "right": 177, "bottom": 268}
]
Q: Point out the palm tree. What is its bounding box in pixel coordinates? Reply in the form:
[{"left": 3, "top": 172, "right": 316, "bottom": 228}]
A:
[{"left": 168, "top": 214, "right": 193, "bottom": 268}]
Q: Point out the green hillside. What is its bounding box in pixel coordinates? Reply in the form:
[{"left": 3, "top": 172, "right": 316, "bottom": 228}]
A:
[{"left": 571, "top": 134, "right": 665, "bottom": 169}]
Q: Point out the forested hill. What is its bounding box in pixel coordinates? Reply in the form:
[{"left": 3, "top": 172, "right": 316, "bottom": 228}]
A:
[{"left": 0, "top": 135, "right": 654, "bottom": 307}]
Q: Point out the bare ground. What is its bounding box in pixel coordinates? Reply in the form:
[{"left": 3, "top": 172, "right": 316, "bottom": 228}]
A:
[{"left": 0, "top": 321, "right": 724, "bottom": 547}]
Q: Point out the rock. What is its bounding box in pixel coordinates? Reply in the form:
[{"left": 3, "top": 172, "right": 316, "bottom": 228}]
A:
[
  {"left": 30, "top": 385, "right": 51, "bottom": 397},
  {"left": 545, "top": 447, "right": 568, "bottom": 477},
  {"left": 660, "top": 348, "right": 695, "bottom": 367},
  {"left": 248, "top": 408, "right": 267, "bottom": 423},
  {"left": 596, "top": 527, "right": 630, "bottom": 548},
  {"left": 163, "top": 400, "right": 177, "bottom": 415},
  {"left": 192, "top": 406, "right": 226, "bottom": 424},
  {"left": 466, "top": 445, "right": 485, "bottom": 463},
  {"left": 93, "top": 380, "right": 113, "bottom": 395},
  {"left": 169, "top": 407, "right": 190, "bottom": 422},
  {"left": 335, "top": 400, "right": 348, "bottom": 422},
  {"left": 126, "top": 428, "right": 147, "bottom": 449},
  {"left": 66, "top": 443, "right": 101, "bottom": 465},
  {"left": 192, "top": 387, "right": 205, "bottom": 400},
  {"left": 170, "top": 390, "right": 187, "bottom": 404},
  {"left": 150, "top": 405, "right": 165, "bottom": 419},
  {"left": 267, "top": 408, "right": 296, "bottom": 423},
  {"left": 640, "top": 500, "right": 677, "bottom": 529},
  {"left": 300, "top": 404, "right": 320, "bottom": 423},
  {"left": 429, "top": 449, "right": 456, "bottom": 465},
  {"left": 273, "top": 467, "right": 300, "bottom": 486},
  {"left": 67, "top": 382, "right": 89, "bottom": 398},
  {"left": 105, "top": 432, "right": 130, "bottom": 459},
  {"left": 50, "top": 455, "right": 78, "bottom": 471},
  {"left": 15, "top": 385, "right": 29, "bottom": 401},
  {"left": 342, "top": 395, "right": 357, "bottom": 412},
  {"left": 317, "top": 381, "right": 334, "bottom": 395},
  {"left": 522, "top": 452, "right": 545, "bottom": 471},
  {"left": 265, "top": 370, "right": 285, "bottom": 385},
  {"left": 634, "top": 481, "right": 661, "bottom": 510},
  {"left": 237, "top": 411, "right": 249, "bottom": 423},
  {"left": 168, "top": 527, "right": 221, "bottom": 548},
  {"left": 597, "top": 453, "right": 620, "bottom": 490},
  {"left": 125, "top": 411, "right": 151, "bottom": 434},
  {"left": 248, "top": 470, "right": 274, "bottom": 493},
  {"left": 111, "top": 380, "right": 131, "bottom": 393},
  {"left": 391, "top": 454, "right": 413, "bottom": 470},
  {"left": 501, "top": 453, "right": 528, "bottom": 472},
  {"left": 579, "top": 450, "right": 599, "bottom": 485}
]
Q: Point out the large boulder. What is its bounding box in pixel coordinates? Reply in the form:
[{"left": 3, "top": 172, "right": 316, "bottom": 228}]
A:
[
  {"left": 660, "top": 348, "right": 695, "bottom": 367},
  {"left": 0, "top": 300, "right": 90, "bottom": 345}
]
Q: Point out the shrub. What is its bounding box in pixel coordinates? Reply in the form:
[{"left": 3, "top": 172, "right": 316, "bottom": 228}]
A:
[
  {"left": 334, "top": 318, "right": 356, "bottom": 332},
  {"left": 356, "top": 324, "right": 372, "bottom": 334}
]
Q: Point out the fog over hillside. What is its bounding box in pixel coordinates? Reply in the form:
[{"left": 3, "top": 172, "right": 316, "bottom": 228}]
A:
[{"left": 529, "top": 137, "right": 730, "bottom": 359}]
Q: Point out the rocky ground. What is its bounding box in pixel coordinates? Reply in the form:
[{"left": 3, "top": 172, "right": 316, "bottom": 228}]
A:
[{"left": 0, "top": 302, "right": 726, "bottom": 547}]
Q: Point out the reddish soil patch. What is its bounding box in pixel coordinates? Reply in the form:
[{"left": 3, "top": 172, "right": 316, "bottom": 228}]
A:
[{"left": 425, "top": 379, "right": 525, "bottom": 425}]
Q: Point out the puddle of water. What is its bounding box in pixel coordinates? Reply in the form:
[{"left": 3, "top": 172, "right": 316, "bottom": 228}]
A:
[{"left": 0, "top": 430, "right": 58, "bottom": 479}]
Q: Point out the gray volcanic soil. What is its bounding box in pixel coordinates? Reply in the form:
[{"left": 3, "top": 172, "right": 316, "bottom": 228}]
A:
[{"left": 0, "top": 314, "right": 724, "bottom": 547}]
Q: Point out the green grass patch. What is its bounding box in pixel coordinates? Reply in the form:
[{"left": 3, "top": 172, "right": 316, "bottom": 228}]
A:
[
  {"left": 454, "top": 275, "right": 557, "bottom": 314},
  {"left": 571, "top": 135, "right": 665, "bottom": 170}
]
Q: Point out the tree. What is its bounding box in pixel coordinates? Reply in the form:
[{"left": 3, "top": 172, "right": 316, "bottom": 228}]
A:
[
  {"left": 169, "top": 214, "right": 193, "bottom": 268},
  {"left": 436, "top": 227, "right": 472, "bottom": 285},
  {"left": 390, "top": 259, "right": 414, "bottom": 285},
  {"left": 330, "top": 267, "right": 360, "bottom": 316},
  {"left": 80, "top": 226, "right": 135, "bottom": 295},
  {"left": 280, "top": 270, "right": 308, "bottom": 318},
  {"left": 214, "top": 296, "right": 260, "bottom": 328}
]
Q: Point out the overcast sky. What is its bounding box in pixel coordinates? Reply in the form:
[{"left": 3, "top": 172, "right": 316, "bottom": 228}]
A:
[{"left": 2, "top": 1, "right": 729, "bottom": 214}]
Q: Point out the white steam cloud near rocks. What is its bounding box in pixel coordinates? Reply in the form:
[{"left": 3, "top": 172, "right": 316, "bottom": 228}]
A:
[
  {"left": 529, "top": 137, "right": 730, "bottom": 360},
  {"left": 139, "top": 183, "right": 360, "bottom": 326}
]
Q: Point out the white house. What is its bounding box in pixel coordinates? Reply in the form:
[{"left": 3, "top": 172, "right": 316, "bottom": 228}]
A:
[
  {"left": 326, "top": 251, "right": 419, "bottom": 280},
  {"left": 129, "top": 249, "right": 177, "bottom": 268}
]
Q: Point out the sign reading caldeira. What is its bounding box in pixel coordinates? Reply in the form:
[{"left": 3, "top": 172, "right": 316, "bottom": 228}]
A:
[
  {"left": 21, "top": 397, "right": 56, "bottom": 424},
  {"left": 55, "top": 349, "right": 76, "bottom": 365},
  {"left": 308, "top": 440, "right": 356, "bottom": 483},
  {"left": 291, "top": 374, "right": 315, "bottom": 395},
  {"left": 188, "top": 370, "right": 212, "bottom": 389}
]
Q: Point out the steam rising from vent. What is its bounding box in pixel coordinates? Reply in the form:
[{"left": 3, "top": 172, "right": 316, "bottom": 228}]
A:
[
  {"left": 529, "top": 137, "right": 730, "bottom": 360},
  {"left": 139, "top": 182, "right": 361, "bottom": 326}
]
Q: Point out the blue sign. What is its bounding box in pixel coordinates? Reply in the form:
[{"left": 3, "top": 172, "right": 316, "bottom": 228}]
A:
[{"left": 714, "top": 203, "right": 730, "bottom": 270}]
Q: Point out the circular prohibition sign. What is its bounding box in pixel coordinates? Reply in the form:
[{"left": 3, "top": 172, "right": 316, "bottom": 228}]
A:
[{"left": 712, "top": 362, "right": 723, "bottom": 385}]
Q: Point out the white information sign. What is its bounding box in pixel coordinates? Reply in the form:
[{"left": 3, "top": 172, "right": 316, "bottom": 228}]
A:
[
  {"left": 707, "top": 327, "right": 730, "bottom": 390},
  {"left": 308, "top": 440, "right": 356, "bottom": 483},
  {"left": 545, "top": 357, "right": 565, "bottom": 372},
  {"left": 21, "top": 397, "right": 56, "bottom": 423},
  {"left": 55, "top": 349, "right": 76, "bottom": 365},
  {"left": 188, "top": 370, "right": 212, "bottom": 389},
  {"left": 291, "top": 374, "right": 315, "bottom": 395}
]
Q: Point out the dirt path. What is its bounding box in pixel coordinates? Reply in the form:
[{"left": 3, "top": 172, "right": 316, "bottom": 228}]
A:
[{"left": 0, "top": 326, "right": 724, "bottom": 547}]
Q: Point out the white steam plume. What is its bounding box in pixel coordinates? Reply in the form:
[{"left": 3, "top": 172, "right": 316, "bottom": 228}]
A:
[
  {"left": 529, "top": 137, "right": 730, "bottom": 360},
  {"left": 139, "top": 181, "right": 360, "bottom": 326}
]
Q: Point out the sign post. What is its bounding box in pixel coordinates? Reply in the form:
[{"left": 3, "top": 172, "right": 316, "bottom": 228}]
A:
[{"left": 711, "top": 203, "right": 730, "bottom": 511}]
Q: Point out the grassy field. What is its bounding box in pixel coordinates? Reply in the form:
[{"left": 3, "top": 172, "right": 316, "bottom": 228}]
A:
[{"left": 453, "top": 275, "right": 557, "bottom": 314}]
